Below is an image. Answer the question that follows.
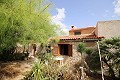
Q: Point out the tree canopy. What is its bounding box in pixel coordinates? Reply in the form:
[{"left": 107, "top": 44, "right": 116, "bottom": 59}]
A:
[
  {"left": 0, "top": 0, "right": 58, "bottom": 57},
  {"left": 99, "top": 37, "right": 120, "bottom": 79},
  {"left": 87, "top": 37, "right": 120, "bottom": 79}
]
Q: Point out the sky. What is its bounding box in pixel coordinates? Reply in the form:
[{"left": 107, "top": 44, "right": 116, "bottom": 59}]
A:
[{"left": 50, "top": 0, "right": 120, "bottom": 34}]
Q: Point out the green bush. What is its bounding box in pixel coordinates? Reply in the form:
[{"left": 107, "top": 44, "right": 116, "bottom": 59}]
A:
[
  {"left": 77, "top": 42, "right": 86, "bottom": 54},
  {"left": 24, "top": 54, "right": 66, "bottom": 80},
  {"left": 85, "top": 48, "right": 93, "bottom": 55},
  {"left": 0, "top": 52, "right": 29, "bottom": 61}
]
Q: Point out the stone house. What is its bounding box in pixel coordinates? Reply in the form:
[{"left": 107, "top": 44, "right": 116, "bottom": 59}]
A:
[{"left": 53, "top": 20, "right": 120, "bottom": 57}]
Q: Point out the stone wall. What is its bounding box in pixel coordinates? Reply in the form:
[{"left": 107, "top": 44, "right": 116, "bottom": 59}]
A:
[
  {"left": 72, "top": 41, "right": 95, "bottom": 57},
  {"left": 72, "top": 42, "right": 79, "bottom": 57},
  {"left": 85, "top": 42, "right": 96, "bottom": 47}
]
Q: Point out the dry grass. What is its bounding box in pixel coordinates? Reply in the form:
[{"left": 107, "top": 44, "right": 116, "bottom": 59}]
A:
[
  {"left": 0, "top": 66, "right": 21, "bottom": 79},
  {"left": 0, "top": 61, "right": 32, "bottom": 80}
]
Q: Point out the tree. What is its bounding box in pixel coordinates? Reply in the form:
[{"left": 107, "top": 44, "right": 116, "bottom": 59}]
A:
[
  {"left": 0, "top": 0, "right": 25, "bottom": 60},
  {"left": 77, "top": 42, "right": 86, "bottom": 55},
  {"left": 85, "top": 47, "right": 101, "bottom": 71},
  {"left": 0, "top": 0, "right": 58, "bottom": 60},
  {"left": 99, "top": 37, "right": 120, "bottom": 79},
  {"left": 77, "top": 42, "right": 90, "bottom": 79},
  {"left": 88, "top": 37, "right": 120, "bottom": 79}
]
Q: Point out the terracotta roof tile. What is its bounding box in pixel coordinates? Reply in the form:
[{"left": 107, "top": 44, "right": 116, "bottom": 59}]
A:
[{"left": 59, "top": 34, "right": 104, "bottom": 40}]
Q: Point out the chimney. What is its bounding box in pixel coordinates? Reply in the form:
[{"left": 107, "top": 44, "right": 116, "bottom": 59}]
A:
[
  {"left": 69, "top": 25, "right": 75, "bottom": 35},
  {"left": 71, "top": 25, "right": 75, "bottom": 29}
]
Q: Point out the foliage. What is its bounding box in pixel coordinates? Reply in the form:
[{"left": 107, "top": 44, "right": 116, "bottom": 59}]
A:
[
  {"left": 0, "top": 0, "right": 25, "bottom": 60},
  {"left": 37, "top": 52, "right": 53, "bottom": 62},
  {"left": 85, "top": 47, "right": 101, "bottom": 71},
  {"left": 48, "top": 37, "right": 60, "bottom": 47},
  {"left": 99, "top": 37, "right": 120, "bottom": 78},
  {"left": 0, "top": 52, "right": 29, "bottom": 61},
  {"left": 77, "top": 42, "right": 86, "bottom": 54},
  {"left": 88, "top": 37, "right": 120, "bottom": 79},
  {"left": 24, "top": 54, "right": 66, "bottom": 80},
  {"left": 0, "top": 0, "right": 58, "bottom": 60},
  {"left": 85, "top": 48, "right": 93, "bottom": 55},
  {"left": 49, "top": 37, "right": 60, "bottom": 44}
]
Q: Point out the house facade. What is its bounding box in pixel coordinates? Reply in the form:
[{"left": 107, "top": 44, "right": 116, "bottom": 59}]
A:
[
  {"left": 53, "top": 26, "right": 104, "bottom": 56},
  {"left": 53, "top": 20, "right": 120, "bottom": 57}
]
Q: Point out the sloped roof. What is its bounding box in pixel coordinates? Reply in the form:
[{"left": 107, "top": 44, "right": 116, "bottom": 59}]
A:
[{"left": 59, "top": 34, "right": 104, "bottom": 40}]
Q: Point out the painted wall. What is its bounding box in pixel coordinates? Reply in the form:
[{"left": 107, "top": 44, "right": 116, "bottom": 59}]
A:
[
  {"left": 95, "top": 20, "right": 120, "bottom": 38},
  {"left": 69, "top": 27, "right": 95, "bottom": 35}
]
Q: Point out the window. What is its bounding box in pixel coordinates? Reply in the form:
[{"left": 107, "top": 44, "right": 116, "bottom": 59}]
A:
[{"left": 74, "top": 31, "right": 81, "bottom": 35}]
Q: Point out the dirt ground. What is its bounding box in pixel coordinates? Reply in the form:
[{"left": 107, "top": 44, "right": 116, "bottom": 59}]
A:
[{"left": 0, "top": 60, "right": 33, "bottom": 80}]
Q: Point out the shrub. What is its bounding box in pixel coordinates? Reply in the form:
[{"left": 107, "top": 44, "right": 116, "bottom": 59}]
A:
[
  {"left": 77, "top": 42, "right": 86, "bottom": 54},
  {"left": 85, "top": 48, "right": 93, "bottom": 55},
  {"left": 24, "top": 54, "right": 66, "bottom": 80},
  {"left": 0, "top": 52, "right": 29, "bottom": 61}
]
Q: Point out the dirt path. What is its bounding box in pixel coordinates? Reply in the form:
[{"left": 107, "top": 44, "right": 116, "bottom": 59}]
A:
[{"left": 0, "top": 60, "right": 33, "bottom": 80}]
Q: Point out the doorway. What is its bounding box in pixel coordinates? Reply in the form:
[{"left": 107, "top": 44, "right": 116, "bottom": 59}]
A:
[{"left": 58, "top": 44, "right": 72, "bottom": 56}]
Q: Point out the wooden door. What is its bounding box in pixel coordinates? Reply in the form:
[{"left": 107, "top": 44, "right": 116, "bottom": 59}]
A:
[
  {"left": 68, "top": 44, "right": 72, "bottom": 56},
  {"left": 52, "top": 44, "right": 60, "bottom": 56}
]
